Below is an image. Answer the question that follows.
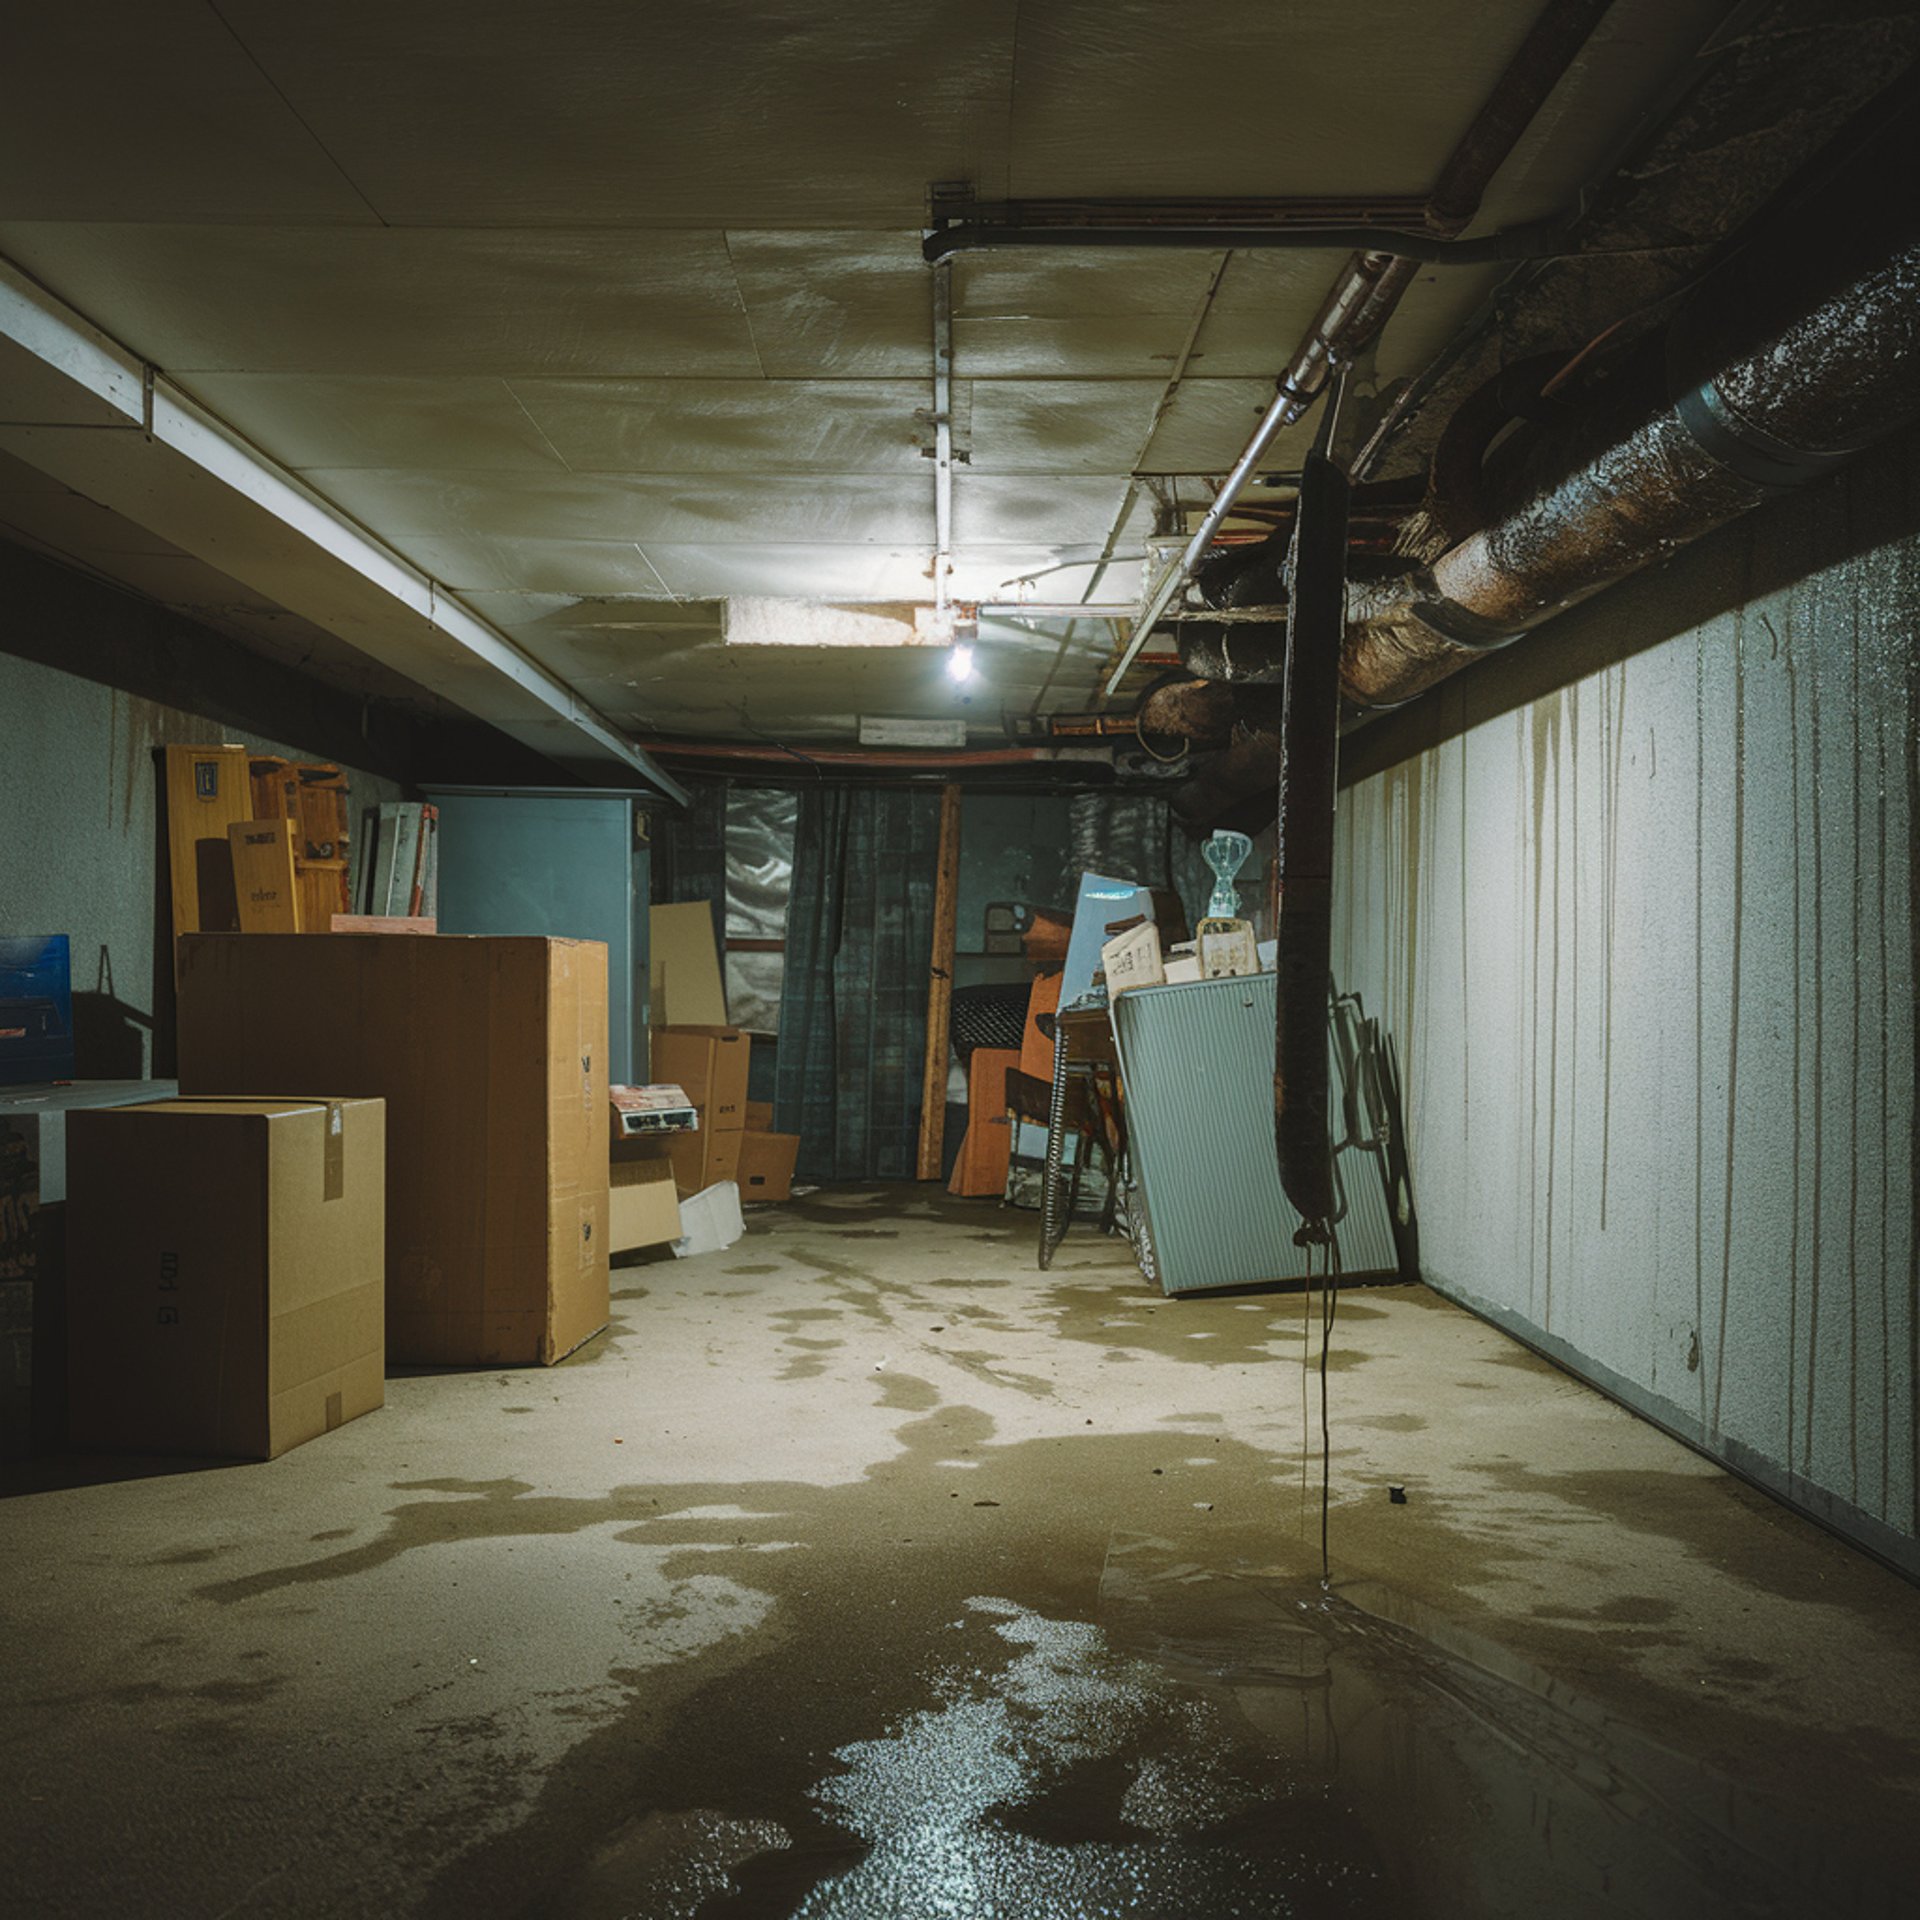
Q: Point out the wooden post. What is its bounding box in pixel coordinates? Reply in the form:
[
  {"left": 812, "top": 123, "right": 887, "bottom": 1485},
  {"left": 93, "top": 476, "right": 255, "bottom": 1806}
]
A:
[{"left": 916, "top": 783, "right": 963, "bottom": 1180}]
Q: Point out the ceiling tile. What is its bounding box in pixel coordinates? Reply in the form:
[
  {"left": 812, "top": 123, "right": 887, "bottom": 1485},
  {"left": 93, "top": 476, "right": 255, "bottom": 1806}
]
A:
[
  {"left": 0, "top": 3, "right": 380, "bottom": 224},
  {"left": 178, "top": 373, "right": 567, "bottom": 472},
  {"left": 1134, "top": 380, "right": 1291, "bottom": 475},
  {"left": 216, "top": 0, "right": 1021, "bottom": 227},
  {"left": 641, "top": 543, "right": 939, "bottom": 601},
  {"left": 298, "top": 468, "right": 939, "bottom": 551},
  {"left": 393, "top": 535, "right": 674, "bottom": 598},
  {"left": 723, "top": 232, "right": 933, "bottom": 378},
  {"left": 0, "top": 226, "right": 761, "bottom": 376},
  {"left": 508, "top": 378, "right": 935, "bottom": 474},
  {"left": 1008, "top": 1, "right": 1537, "bottom": 200},
  {"left": 953, "top": 473, "right": 1131, "bottom": 548},
  {"left": 954, "top": 314, "right": 1192, "bottom": 380},
  {"left": 955, "top": 251, "right": 1221, "bottom": 320},
  {"left": 961, "top": 381, "right": 1164, "bottom": 472}
]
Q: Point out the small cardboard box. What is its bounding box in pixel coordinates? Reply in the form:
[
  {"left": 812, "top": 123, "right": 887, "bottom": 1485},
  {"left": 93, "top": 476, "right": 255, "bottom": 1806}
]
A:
[
  {"left": 668, "top": 1122, "right": 742, "bottom": 1197},
  {"left": 609, "top": 1140, "right": 682, "bottom": 1253},
  {"left": 1101, "top": 920, "right": 1164, "bottom": 996},
  {"left": 736, "top": 1130, "right": 799, "bottom": 1204},
  {"left": 652, "top": 1026, "right": 750, "bottom": 1131},
  {"left": 745, "top": 1100, "right": 775, "bottom": 1132},
  {"left": 66, "top": 1097, "right": 385, "bottom": 1459},
  {"left": 177, "top": 934, "right": 609, "bottom": 1368}
]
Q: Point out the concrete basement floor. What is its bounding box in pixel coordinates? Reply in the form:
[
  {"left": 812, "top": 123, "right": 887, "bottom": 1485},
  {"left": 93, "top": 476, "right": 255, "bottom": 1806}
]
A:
[{"left": 4, "top": 1187, "right": 1919, "bottom": 1919}]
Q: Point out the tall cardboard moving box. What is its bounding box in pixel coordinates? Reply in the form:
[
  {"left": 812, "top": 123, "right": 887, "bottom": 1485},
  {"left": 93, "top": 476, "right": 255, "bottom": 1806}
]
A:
[
  {"left": 177, "top": 935, "right": 609, "bottom": 1366},
  {"left": 66, "top": 1098, "right": 385, "bottom": 1458}
]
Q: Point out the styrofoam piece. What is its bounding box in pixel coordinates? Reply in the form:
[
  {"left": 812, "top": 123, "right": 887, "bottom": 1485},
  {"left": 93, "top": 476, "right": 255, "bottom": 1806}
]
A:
[{"left": 671, "top": 1179, "right": 744, "bottom": 1259}]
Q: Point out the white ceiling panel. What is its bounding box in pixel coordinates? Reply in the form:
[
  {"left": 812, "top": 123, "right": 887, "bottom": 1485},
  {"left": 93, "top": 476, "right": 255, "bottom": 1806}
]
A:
[
  {"left": 508, "top": 378, "right": 936, "bottom": 474},
  {"left": 392, "top": 534, "right": 679, "bottom": 598},
  {"left": 297, "top": 469, "right": 941, "bottom": 549},
  {"left": 954, "top": 316, "right": 1203, "bottom": 381},
  {"left": 214, "top": 0, "right": 1020, "bottom": 228},
  {"left": 1134, "top": 379, "right": 1293, "bottom": 476},
  {"left": 0, "top": 3, "right": 381, "bottom": 226},
  {"left": 961, "top": 381, "right": 1166, "bottom": 472},
  {"left": 1008, "top": 1, "right": 1541, "bottom": 201},
  {"left": 955, "top": 251, "right": 1224, "bottom": 321},
  {"left": 724, "top": 232, "right": 934, "bottom": 379},
  {"left": 0, "top": 226, "right": 760, "bottom": 376},
  {"left": 953, "top": 474, "right": 1133, "bottom": 549},
  {"left": 177, "top": 373, "right": 569, "bottom": 473},
  {"left": 640, "top": 543, "right": 939, "bottom": 602}
]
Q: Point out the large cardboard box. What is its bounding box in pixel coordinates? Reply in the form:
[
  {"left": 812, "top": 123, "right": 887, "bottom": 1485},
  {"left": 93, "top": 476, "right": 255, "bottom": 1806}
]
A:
[
  {"left": 652, "top": 1026, "right": 750, "bottom": 1131},
  {"left": 66, "top": 1097, "right": 385, "bottom": 1458},
  {"left": 667, "top": 1122, "right": 742, "bottom": 1198},
  {"left": 177, "top": 935, "right": 609, "bottom": 1367},
  {"left": 736, "top": 1130, "right": 799, "bottom": 1204}
]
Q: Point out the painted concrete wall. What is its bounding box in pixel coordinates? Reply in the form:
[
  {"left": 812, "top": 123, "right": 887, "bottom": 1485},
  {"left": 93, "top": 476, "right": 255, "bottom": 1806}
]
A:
[
  {"left": 0, "top": 650, "right": 403, "bottom": 1078},
  {"left": 1332, "top": 438, "right": 1918, "bottom": 1570}
]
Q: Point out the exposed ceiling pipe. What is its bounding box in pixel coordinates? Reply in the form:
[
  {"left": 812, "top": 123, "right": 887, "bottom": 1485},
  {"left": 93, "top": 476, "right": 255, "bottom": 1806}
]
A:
[
  {"left": 925, "top": 219, "right": 1566, "bottom": 266},
  {"left": 1100, "top": 0, "right": 1618, "bottom": 698},
  {"left": 1339, "top": 233, "right": 1920, "bottom": 711},
  {"left": 633, "top": 741, "right": 1094, "bottom": 771}
]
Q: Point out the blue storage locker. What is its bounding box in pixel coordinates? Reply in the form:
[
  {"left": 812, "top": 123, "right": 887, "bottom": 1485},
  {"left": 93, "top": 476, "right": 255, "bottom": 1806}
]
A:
[
  {"left": 1111, "top": 972, "right": 1401, "bottom": 1294},
  {"left": 424, "top": 788, "right": 657, "bottom": 1085}
]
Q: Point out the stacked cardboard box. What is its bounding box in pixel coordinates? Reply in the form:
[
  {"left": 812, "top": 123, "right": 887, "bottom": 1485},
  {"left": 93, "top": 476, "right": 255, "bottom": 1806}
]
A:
[
  {"left": 738, "top": 1101, "right": 800, "bottom": 1205},
  {"left": 651, "top": 1026, "right": 749, "bottom": 1195},
  {"left": 607, "top": 1087, "right": 689, "bottom": 1254},
  {"left": 66, "top": 1097, "right": 385, "bottom": 1458},
  {"left": 176, "top": 933, "right": 609, "bottom": 1367}
]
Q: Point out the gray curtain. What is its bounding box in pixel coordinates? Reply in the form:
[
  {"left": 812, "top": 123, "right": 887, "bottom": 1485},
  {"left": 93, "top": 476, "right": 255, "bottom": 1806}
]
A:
[
  {"left": 649, "top": 776, "right": 728, "bottom": 954},
  {"left": 773, "top": 785, "right": 941, "bottom": 1182}
]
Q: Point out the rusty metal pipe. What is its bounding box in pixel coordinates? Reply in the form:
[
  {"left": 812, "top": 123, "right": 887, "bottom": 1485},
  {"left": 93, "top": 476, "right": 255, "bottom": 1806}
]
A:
[{"left": 1339, "top": 236, "right": 1920, "bottom": 710}]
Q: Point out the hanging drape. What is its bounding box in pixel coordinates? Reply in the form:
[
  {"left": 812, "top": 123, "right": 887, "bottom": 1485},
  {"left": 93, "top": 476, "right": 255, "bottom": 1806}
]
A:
[
  {"left": 648, "top": 776, "right": 728, "bottom": 955},
  {"left": 773, "top": 784, "right": 941, "bottom": 1181}
]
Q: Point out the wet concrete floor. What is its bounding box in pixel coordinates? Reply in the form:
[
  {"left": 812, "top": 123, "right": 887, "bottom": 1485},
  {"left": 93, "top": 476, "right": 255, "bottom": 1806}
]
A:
[{"left": 3, "top": 1185, "right": 1918, "bottom": 1916}]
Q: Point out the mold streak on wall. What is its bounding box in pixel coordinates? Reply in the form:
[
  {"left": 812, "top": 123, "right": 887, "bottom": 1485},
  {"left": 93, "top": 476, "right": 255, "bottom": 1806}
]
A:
[{"left": 1333, "top": 439, "right": 1919, "bottom": 1571}]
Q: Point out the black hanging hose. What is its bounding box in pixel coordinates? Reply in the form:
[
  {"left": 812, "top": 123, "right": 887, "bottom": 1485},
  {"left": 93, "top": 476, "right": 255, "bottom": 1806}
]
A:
[{"left": 1273, "top": 444, "right": 1351, "bottom": 1237}]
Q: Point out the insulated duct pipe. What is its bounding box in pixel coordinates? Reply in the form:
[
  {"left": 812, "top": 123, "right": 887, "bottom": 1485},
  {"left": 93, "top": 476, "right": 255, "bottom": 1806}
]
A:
[
  {"left": 1339, "top": 235, "right": 1920, "bottom": 710},
  {"left": 1101, "top": 0, "right": 1616, "bottom": 697}
]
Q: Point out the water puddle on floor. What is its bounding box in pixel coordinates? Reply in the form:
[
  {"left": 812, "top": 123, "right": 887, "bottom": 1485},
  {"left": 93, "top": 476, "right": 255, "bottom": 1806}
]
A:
[{"left": 613, "top": 1536, "right": 1901, "bottom": 1919}]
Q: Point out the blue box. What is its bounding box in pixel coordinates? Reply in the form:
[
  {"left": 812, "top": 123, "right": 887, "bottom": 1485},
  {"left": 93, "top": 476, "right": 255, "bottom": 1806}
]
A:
[{"left": 0, "top": 937, "right": 75, "bottom": 1085}]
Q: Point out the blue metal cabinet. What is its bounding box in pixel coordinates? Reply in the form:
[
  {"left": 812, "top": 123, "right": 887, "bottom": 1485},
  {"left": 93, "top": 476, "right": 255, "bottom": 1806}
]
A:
[
  {"left": 423, "top": 788, "right": 657, "bottom": 1085},
  {"left": 1111, "top": 972, "right": 1401, "bottom": 1294}
]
